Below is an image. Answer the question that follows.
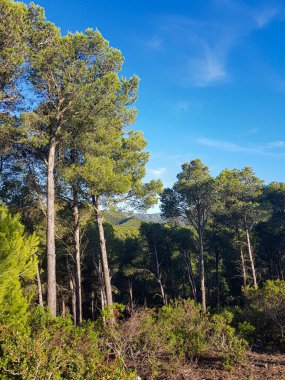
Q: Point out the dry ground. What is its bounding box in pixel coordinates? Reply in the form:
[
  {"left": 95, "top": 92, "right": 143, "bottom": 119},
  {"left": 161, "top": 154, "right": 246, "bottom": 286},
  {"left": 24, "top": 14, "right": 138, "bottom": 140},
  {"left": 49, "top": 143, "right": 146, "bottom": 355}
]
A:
[{"left": 167, "top": 352, "right": 285, "bottom": 380}]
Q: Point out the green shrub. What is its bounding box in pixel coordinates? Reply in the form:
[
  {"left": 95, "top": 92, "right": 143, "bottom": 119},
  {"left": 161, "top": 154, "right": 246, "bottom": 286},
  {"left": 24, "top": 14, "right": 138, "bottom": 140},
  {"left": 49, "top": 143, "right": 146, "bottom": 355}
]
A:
[
  {"left": 103, "top": 300, "right": 246, "bottom": 379},
  {"left": 237, "top": 321, "right": 256, "bottom": 344},
  {"left": 0, "top": 307, "right": 135, "bottom": 379},
  {"left": 0, "top": 302, "right": 247, "bottom": 379},
  {"left": 243, "top": 280, "right": 285, "bottom": 349},
  {"left": 210, "top": 311, "right": 248, "bottom": 369}
]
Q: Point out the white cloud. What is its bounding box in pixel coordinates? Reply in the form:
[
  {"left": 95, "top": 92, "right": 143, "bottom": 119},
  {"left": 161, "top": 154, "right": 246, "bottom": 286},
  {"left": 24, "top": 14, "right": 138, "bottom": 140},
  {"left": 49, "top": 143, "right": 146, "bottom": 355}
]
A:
[
  {"left": 253, "top": 7, "right": 279, "bottom": 28},
  {"left": 154, "top": 1, "right": 281, "bottom": 87},
  {"left": 262, "top": 141, "right": 285, "bottom": 149},
  {"left": 146, "top": 34, "right": 162, "bottom": 50},
  {"left": 198, "top": 138, "right": 249, "bottom": 152},
  {"left": 187, "top": 53, "right": 227, "bottom": 87},
  {"left": 241, "top": 127, "right": 259, "bottom": 136},
  {"left": 174, "top": 101, "right": 190, "bottom": 112},
  {"left": 149, "top": 167, "right": 167, "bottom": 177},
  {"left": 197, "top": 137, "right": 285, "bottom": 156}
]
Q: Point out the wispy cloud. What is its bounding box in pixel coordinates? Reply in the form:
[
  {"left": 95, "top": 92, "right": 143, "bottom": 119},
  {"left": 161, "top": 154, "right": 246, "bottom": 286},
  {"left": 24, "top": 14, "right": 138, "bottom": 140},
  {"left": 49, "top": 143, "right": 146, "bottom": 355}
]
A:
[
  {"left": 264, "top": 141, "right": 285, "bottom": 149},
  {"left": 168, "top": 153, "right": 185, "bottom": 164},
  {"left": 198, "top": 138, "right": 249, "bottom": 153},
  {"left": 148, "top": 167, "right": 167, "bottom": 177},
  {"left": 146, "top": 34, "right": 163, "bottom": 50},
  {"left": 142, "top": 0, "right": 281, "bottom": 87},
  {"left": 240, "top": 127, "right": 259, "bottom": 136},
  {"left": 197, "top": 137, "right": 285, "bottom": 156},
  {"left": 187, "top": 52, "right": 227, "bottom": 87},
  {"left": 174, "top": 101, "right": 190, "bottom": 112},
  {"left": 253, "top": 7, "right": 279, "bottom": 28}
]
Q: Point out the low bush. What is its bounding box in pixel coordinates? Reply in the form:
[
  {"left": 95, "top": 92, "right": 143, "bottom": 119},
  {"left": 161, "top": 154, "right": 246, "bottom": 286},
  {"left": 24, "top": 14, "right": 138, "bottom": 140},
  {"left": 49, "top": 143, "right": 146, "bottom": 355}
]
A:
[
  {"left": 0, "top": 302, "right": 247, "bottom": 379},
  {"left": 0, "top": 307, "right": 135, "bottom": 380},
  {"left": 103, "top": 300, "right": 247, "bottom": 379},
  {"left": 243, "top": 280, "right": 285, "bottom": 349}
]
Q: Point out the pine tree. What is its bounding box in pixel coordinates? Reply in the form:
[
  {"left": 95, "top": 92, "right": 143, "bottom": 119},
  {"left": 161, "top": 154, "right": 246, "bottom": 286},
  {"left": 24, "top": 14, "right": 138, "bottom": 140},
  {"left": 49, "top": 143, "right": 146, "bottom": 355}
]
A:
[{"left": 0, "top": 204, "right": 38, "bottom": 330}]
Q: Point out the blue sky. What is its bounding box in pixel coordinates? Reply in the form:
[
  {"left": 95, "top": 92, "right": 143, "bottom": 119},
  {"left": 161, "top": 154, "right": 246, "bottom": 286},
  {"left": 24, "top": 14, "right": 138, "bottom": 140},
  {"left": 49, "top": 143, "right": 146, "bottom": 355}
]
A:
[{"left": 24, "top": 0, "right": 285, "bottom": 210}]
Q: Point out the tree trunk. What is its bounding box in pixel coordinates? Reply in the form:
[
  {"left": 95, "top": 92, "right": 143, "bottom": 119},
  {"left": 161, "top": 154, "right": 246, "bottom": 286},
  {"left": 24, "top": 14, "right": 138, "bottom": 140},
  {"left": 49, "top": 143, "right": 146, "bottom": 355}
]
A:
[
  {"left": 154, "top": 244, "right": 167, "bottom": 306},
  {"left": 240, "top": 246, "right": 247, "bottom": 294},
  {"left": 98, "top": 257, "right": 107, "bottom": 309},
  {"left": 73, "top": 186, "right": 82, "bottom": 325},
  {"left": 92, "top": 195, "right": 113, "bottom": 309},
  {"left": 61, "top": 297, "right": 66, "bottom": 318},
  {"left": 67, "top": 256, "right": 76, "bottom": 323},
  {"left": 36, "top": 264, "right": 44, "bottom": 307},
  {"left": 70, "top": 272, "right": 76, "bottom": 323},
  {"left": 245, "top": 226, "right": 258, "bottom": 289},
  {"left": 91, "top": 288, "right": 95, "bottom": 320},
  {"left": 184, "top": 250, "right": 197, "bottom": 303},
  {"left": 92, "top": 253, "right": 107, "bottom": 323},
  {"left": 198, "top": 231, "right": 206, "bottom": 311},
  {"left": 128, "top": 279, "right": 134, "bottom": 310},
  {"left": 47, "top": 138, "right": 57, "bottom": 317},
  {"left": 215, "top": 251, "right": 221, "bottom": 311}
]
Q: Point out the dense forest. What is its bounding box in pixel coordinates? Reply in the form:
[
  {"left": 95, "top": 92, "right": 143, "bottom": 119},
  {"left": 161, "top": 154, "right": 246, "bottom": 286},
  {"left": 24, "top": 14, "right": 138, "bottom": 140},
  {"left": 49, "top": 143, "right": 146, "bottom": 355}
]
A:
[{"left": 1, "top": 1, "right": 285, "bottom": 379}]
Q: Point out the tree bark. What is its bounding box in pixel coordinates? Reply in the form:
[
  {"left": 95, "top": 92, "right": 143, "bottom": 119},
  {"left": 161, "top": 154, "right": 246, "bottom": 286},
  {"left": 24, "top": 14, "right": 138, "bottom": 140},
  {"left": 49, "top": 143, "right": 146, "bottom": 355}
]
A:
[
  {"left": 92, "top": 195, "right": 113, "bottom": 309},
  {"left": 61, "top": 297, "right": 66, "bottom": 318},
  {"left": 36, "top": 264, "right": 43, "bottom": 307},
  {"left": 47, "top": 138, "right": 57, "bottom": 317},
  {"left": 73, "top": 186, "right": 82, "bottom": 325},
  {"left": 245, "top": 225, "right": 258, "bottom": 289},
  {"left": 128, "top": 279, "right": 134, "bottom": 310},
  {"left": 184, "top": 250, "right": 197, "bottom": 303},
  {"left": 91, "top": 288, "right": 95, "bottom": 320},
  {"left": 215, "top": 251, "right": 221, "bottom": 311},
  {"left": 98, "top": 257, "right": 107, "bottom": 309},
  {"left": 198, "top": 231, "right": 206, "bottom": 311},
  {"left": 240, "top": 246, "right": 247, "bottom": 294},
  {"left": 67, "top": 256, "right": 76, "bottom": 323},
  {"left": 69, "top": 271, "right": 76, "bottom": 323},
  {"left": 154, "top": 244, "right": 167, "bottom": 306}
]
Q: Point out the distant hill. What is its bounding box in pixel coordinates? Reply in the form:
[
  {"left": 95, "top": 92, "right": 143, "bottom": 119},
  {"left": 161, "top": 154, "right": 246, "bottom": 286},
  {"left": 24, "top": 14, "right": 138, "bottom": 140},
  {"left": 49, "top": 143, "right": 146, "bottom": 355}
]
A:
[
  {"left": 103, "top": 211, "right": 142, "bottom": 228},
  {"left": 103, "top": 211, "right": 163, "bottom": 227},
  {"left": 134, "top": 213, "right": 163, "bottom": 223}
]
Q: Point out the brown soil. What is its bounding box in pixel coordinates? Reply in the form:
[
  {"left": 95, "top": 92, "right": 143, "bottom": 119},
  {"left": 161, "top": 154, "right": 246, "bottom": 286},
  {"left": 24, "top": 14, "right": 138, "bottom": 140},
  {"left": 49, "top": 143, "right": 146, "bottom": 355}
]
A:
[{"left": 172, "top": 352, "right": 285, "bottom": 380}]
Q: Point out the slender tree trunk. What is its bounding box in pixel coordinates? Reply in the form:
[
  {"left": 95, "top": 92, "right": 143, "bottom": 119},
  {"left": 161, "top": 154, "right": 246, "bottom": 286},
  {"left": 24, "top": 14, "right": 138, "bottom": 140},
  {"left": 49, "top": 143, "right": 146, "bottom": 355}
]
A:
[
  {"left": 215, "top": 251, "right": 221, "bottom": 312},
  {"left": 128, "top": 279, "right": 134, "bottom": 310},
  {"left": 198, "top": 231, "right": 206, "bottom": 311},
  {"left": 73, "top": 186, "right": 82, "bottom": 325},
  {"left": 67, "top": 256, "right": 76, "bottom": 323},
  {"left": 245, "top": 226, "right": 258, "bottom": 289},
  {"left": 70, "top": 272, "right": 76, "bottom": 323},
  {"left": 36, "top": 264, "right": 44, "bottom": 307},
  {"left": 184, "top": 250, "right": 197, "bottom": 302},
  {"left": 61, "top": 298, "right": 66, "bottom": 318},
  {"left": 240, "top": 246, "right": 247, "bottom": 295},
  {"left": 98, "top": 258, "right": 107, "bottom": 308},
  {"left": 92, "top": 195, "right": 113, "bottom": 309},
  {"left": 91, "top": 288, "right": 95, "bottom": 320},
  {"left": 154, "top": 244, "right": 167, "bottom": 306},
  {"left": 47, "top": 138, "right": 57, "bottom": 317}
]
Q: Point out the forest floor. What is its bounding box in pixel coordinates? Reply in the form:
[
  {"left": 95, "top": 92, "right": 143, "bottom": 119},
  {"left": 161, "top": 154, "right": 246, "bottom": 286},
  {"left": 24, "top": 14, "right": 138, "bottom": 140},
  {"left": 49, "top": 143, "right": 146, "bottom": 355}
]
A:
[{"left": 169, "top": 351, "right": 285, "bottom": 379}]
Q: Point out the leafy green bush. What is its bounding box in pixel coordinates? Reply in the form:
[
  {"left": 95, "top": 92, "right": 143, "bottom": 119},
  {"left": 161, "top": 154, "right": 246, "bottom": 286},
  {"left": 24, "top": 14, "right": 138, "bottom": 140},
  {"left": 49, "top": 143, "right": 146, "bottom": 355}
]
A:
[
  {"left": 243, "top": 280, "right": 285, "bottom": 349},
  {"left": 0, "top": 307, "right": 135, "bottom": 380},
  {"left": 237, "top": 321, "right": 256, "bottom": 344},
  {"left": 103, "top": 300, "right": 247, "bottom": 379},
  {"left": 210, "top": 310, "right": 247, "bottom": 369},
  {"left": 0, "top": 302, "right": 246, "bottom": 379}
]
